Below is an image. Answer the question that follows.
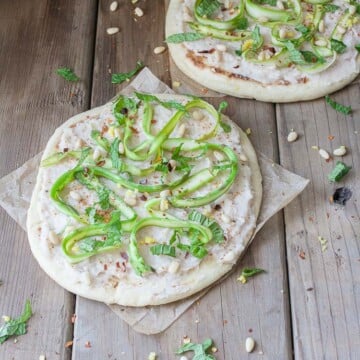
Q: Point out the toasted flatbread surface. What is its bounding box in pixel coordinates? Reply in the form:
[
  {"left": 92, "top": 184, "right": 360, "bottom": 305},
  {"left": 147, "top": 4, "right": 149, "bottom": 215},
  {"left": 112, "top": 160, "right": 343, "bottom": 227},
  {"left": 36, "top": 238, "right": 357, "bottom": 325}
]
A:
[
  {"left": 166, "top": 0, "right": 360, "bottom": 102},
  {"left": 27, "top": 94, "right": 262, "bottom": 306}
]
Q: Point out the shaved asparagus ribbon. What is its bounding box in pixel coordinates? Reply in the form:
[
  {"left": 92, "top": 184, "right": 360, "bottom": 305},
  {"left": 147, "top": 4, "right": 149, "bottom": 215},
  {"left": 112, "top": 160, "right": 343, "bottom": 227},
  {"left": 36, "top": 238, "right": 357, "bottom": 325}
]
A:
[
  {"left": 181, "top": 0, "right": 359, "bottom": 73},
  {"left": 44, "top": 95, "right": 239, "bottom": 274}
]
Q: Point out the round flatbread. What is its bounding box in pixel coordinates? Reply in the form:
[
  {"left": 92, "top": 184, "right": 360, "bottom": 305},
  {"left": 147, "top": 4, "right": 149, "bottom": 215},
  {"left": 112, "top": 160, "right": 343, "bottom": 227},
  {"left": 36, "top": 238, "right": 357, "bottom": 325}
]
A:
[
  {"left": 166, "top": 0, "right": 360, "bottom": 102},
  {"left": 27, "top": 94, "right": 262, "bottom": 306}
]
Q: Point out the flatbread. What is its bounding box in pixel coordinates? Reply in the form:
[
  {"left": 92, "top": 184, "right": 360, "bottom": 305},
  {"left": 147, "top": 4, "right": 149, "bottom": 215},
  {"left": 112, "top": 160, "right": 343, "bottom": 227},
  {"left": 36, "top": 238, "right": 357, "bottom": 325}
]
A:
[
  {"left": 27, "top": 94, "right": 262, "bottom": 306},
  {"left": 166, "top": 0, "right": 360, "bottom": 102}
]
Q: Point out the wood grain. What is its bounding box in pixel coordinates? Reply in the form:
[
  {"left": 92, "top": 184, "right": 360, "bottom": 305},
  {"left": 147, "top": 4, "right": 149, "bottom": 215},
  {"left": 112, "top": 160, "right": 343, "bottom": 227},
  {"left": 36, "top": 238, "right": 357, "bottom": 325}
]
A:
[
  {"left": 277, "top": 83, "right": 360, "bottom": 359},
  {"left": 0, "top": 0, "right": 97, "bottom": 359}
]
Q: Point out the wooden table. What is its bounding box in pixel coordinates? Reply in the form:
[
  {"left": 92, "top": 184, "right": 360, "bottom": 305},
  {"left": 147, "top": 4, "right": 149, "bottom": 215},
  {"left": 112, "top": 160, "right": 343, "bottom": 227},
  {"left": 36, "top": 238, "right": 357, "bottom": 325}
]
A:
[{"left": 0, "top": 1, "right": 359, "bottom": 359}]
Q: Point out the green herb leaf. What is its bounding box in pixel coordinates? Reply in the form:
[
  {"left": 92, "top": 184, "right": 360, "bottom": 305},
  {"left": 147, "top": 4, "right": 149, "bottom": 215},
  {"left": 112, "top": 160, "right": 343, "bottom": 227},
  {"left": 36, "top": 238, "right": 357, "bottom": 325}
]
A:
[
  {"left": 219, "top": 122, "right": 231, "bottom": 133},
  {"left": 217, "top": 101, "right": 228, "bottom": 114},
  {"left": 330, "top": 38, "right": 347, "bottom": 54},
  {"left": 111, "top": 61, "right": 144, "bottom": 85},
  {"left": 256, "top": 0, "right": 277, "bottom": 6},
  {"left": 135, "top": 92, "right": 187, "bottom": 111},
  {"left": 235, "top": 49, "right": 242, "bottom": 56},
  {"left": 0, "top": 300, "right": 33, "bottom": 344},
  {"left": 172, "top": 144, "right": 193, "bottom": 173},
  {"left": 355, "top": 44, "right": 360, "bottom": 53},
  {"left": 97, "top": 187, "right": 111, "bottom": 210},
  {"left": 323, "top": 4, "right": 340, "bottom": 13},
  {"left": 300, "top": 51, "right": 325, "bottom": 64},
  {"left": 328, "top": 161, "right": 352, "bottom": 182},
  {"left": 188, "top": 210, "right": 224, "bottom": 244},
  {"left": 113, "top": 95, "right": 139, "bottom": 126},
  {"left": 235, "top": 17, "right": 249, "bottom": 30},
  {"left": 196, "top": 0, "right": 221, "bottom": 17},
  {"left": 238, "top": 267, "right": 265, "bottom": 283},
  {"left": 325, "top": 95, "right": 352, "bottom": 115},
  {"left": 284, "top": 42, "right": 307, "bottom": 65},
  {"left": 85, "top": 207, "right": 104, "bottom": 224},
  {"left": 110, "top": 138, "right": 124, "bottom": 171},
  {"left": 150, "top": 244, "right": 176, "bottom": 257},
  {"left": 295, "top": 24, "right": 312, "bottom": 41},
  {"left": 166, "top": 32, "right": 205, "bottom": 44},
  {"left": 251, "top": 25, "right": 262, "bottom": 50},
  {"left": 176, "top": 338, "right": 216, "bottom": 360},
  {"left": 56, "top": 67, "right": 79, "bottom": 82}
]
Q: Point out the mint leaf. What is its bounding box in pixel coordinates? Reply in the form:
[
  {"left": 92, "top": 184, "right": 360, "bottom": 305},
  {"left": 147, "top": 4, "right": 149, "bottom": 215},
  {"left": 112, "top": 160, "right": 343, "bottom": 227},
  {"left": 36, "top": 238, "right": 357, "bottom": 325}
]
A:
[
  {"left": 219, "top": 122, "right": 231, "bottom": 133},
  {"left": 0, "top": 300, "right": 33, "bottom": 344},
  {"left": 110, "top": 138, "right": 123, "bottom": 171},
  {"left": 176, "top": 338, "right": 217, "bottom": 359},
  {"left": 323, "top": 4, "right": 340, "bottom": 12},
  {"left": 113, "top": 95, "right": 139, "bottom": 126},
  {"left": 251, "top": 25, "right": 262, "bottom": 50},
  {"left": 235, "top": 17, "right": 249, "bottom": 30},
  {"left": 56, "top": 67, "right": 79, "bottom": 82},
  {"left": 150, "top": 244, "right": 176, "bottom": 257},
  {"left": 166, "top": 32, "right": 205, "bottom": 43},
  {"left": 284, "top": 42, "right": 306, "bottom": 65},
  {"left": 300, "top": 51, "right": 325, "bottom": 64},
  {"left": 135, "top": 92, "right": 187, "bottom": 111},
  {"left": 328, "top": 161, "right": 352, "bottom": 182},
  {"left": 196, "top": 0, "right": 221, "bottom": 17},
  {"left": 325, "top": 95, "right": 352, "bottom": 115},
  {"left": 330, "top": 38, "right": 347, "bottom": 54},
  {"left": 111, "top": 60, "right": 144, "bottom": 85}
]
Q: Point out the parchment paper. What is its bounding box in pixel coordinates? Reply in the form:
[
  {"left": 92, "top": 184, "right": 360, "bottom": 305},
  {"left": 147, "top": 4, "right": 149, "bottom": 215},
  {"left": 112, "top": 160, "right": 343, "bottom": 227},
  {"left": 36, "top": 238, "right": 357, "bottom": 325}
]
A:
[{"left": 0, "top": 68, "right": 309, "bottom": 335}]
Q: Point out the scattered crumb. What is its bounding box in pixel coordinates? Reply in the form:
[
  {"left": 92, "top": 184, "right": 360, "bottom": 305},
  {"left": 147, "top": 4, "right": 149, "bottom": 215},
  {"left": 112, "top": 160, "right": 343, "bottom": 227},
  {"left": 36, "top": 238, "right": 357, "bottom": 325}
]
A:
[
  {"left": 65, "top": 340, "right": 73, "bottom": 348},
  {"left": 299, "top": 250, "right": 306, "bottom": 260},
  {"left": 328, "top": 135, "right": 335, "bottom": 141},
  {"left": 318, "top": 236, "right": 328, "bottom": 252},
  {"left": 245, "top": 128, "right": 252, "bottom": 136},
  {"left": 211, "top": 346, "right": 218, "bottom": 353},
  {"left": 85, "top": 341, "right": 91, "bottom": 348}
]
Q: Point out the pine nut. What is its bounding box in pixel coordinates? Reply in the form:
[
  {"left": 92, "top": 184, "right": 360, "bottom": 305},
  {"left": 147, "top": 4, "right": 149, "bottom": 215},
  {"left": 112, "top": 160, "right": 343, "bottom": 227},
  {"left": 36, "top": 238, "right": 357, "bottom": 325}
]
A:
[
  {"left": 221, "top": 214, "right": 231, "bottom": 224},
  {"left": 337, "top": 26, "right": 346, "bottom": 35},
  {"left": 287, "top": 131, "right": 298, "bottom": 142},
  {"left": 154, "top": 46, "right": 166, "bottom": 55},
  {"left": 279, "top": 28, "right": 287, "bottom": 39},
  {"left": 124, "top": 190, "right": 137, "bottom": 206},
  {"left": 245, "top": 337, "right": 255, "bottom": 353},
  {"left": 277, "top": 1, "right": 284, "bottom": 9},
  {"left": 160, "top": 189, "right": 171, "bottom": 198},
  {"left": 134, "top": 7, "right": 144, "bottom": 17},
  {"left": 110, "top": 1, "right": 118, "bottom": 12},
  {"left": 319, "top": 148, "right": 330, "bottom": 160},
  {"left": 106, "top": 27, "right": 120, "bottom": 35},
  {"left": 49, "top": 231, "right": 60, "bottom": 245},
  {"left": 333, "top": 146, "right": 346, "bottom": 157},
  {"left": 118, "top": 142, "right": 124, "bottom": 154},
  {"left": 168, "top": 260, "right": 180, "bottom": 274},
  {"left": 69, "top": 190, "right": 81, "bottom": 201},
  {"left": 216, "top": 44, "right": 227, "bottom": 52},
  {"left": 192, "top": 110, "right": 204, "bottom": 121},
  {"left": 177, "top": 123, "right": 186, "bottom": 137},
  {"left": 93, "top": 148, "right": 101, "bottom": 160},
  {"left": 214, "top": 151, "right": 225, "bottom": 161},
  {"left": 318, "top": 20, "right": 325, "bottom": 33},
  {"left": 314, "top": 39, "right": 327, "bottom": 47},
  {"left": 239, "top": 153, "right": 248, "bottom": 162},
  {"left": 160, "top": 199, "right": 169, "bottom": 212}
]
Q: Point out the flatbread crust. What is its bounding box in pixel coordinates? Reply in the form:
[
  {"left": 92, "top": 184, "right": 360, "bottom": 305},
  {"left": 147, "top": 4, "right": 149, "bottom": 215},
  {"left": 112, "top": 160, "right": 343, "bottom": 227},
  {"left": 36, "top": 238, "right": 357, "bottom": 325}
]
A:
[
  {"left": 27, "top": 94, "right": 262, "bottom": 306},
  {"left": 166, "top": 0, "right": 360, "bottom": 102}
]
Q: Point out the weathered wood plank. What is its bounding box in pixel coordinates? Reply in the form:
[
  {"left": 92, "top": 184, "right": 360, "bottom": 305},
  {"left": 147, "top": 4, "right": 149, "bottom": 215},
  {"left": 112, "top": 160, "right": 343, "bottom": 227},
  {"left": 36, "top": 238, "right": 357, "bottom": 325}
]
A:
[
  {"left": 277, "top": 84, "right": 360, "bottom": 359},
  {"left": 0, "top": 1, "right": 97, "bottom": 359},
  {"left": 72, "top": 2, "right": 292, "bottom": 359}
]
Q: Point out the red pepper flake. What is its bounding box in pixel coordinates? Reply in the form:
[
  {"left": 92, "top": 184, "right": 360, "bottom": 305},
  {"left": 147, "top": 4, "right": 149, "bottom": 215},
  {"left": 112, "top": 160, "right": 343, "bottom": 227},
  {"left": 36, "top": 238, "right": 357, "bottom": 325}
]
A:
[
  {"left": 299, "top": 250, "right": 306, "bottom": 260},
  {"left": 71, "top": 314, "right": 77, "bottom": 324},
  {"left": 104, "top": 264, "right": 108, "bottom": 271},
  {"left": 65, "top": 340, "right": 73, "bottom": 348},
  {"left": 85, "top": 341, "right": 91, "bottom": 348},
  {"left": 223, "top": 320, "right": 228, "bottom": 325},
  {"left": 328, "top": 135, "right": 335, "bottom": 141}
]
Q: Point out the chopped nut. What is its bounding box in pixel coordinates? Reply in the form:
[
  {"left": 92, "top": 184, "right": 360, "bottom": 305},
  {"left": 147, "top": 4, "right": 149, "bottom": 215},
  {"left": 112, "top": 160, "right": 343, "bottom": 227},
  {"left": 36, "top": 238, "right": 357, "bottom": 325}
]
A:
[
  {"left": 160, "top": 199, "right": 169, "bottom": 212},
  {"left": 333, "top": 146, "right": 346, "bottom": 157},
  {"left": 211, "top": 346, "right": 218, "bottom": 353},
  {"left": 311, "top": 145, "right": 319, "bottom": 150},
  {"left": 239, "top": 154, "right": 248, "bottom": 162},
  {"left": 216, "top": 44, "right": 227, "bottom": 52},
  {"left": 110, "top": 1, "right": 118, "bottom": 12},
  {"left": 336, "top": 26, "right": 346, "bottom": 35},
  {"left": 221, "top": 214, "right": 231, "bottom": 224},
  {"left": 183, "top": 336, "right": 191, "bottom": 344},
  {"left": 124, "top": 190, "right": 137, "bottom": 206},
  {"left": 287, "top": 131, "right": 298, "bottom": 142},
  {"left": 168, "top": 260, "right": 180, "bottom": 274},
  {"left": 245, "top": 337, "right": 255, "bottom": 353},
  {"left": 118, "top": 142, "right": 125, "bottom": 154},
  {"left": 318, "top": 20, "right": 325, "bottom": 33},
  {"left": 314, "top": 39, "right": 327, "bottom": 47},
  {"left": 172, "top": 81, "right": 181, "bottom": 88},
  {"left": 276, "top": 1, "right": 284, "bottom": 9},
  {"left": 106, "top": 27, "right": 120, "bottom": 35},
  {"left": 154, "top": 46, "right": 166, "bottom": 55},
  {"left": 92, "top": 148, "right": 102, "bottom": 160},
  {"left": 319, "top": 148, "right": 330, "bottom": 160},
  {"left": 49, "top": 230, "right": 60, "bottom": 245},
  {"left": 69, "top": 190, "right": 81, "bottom": 201},
  {"left": 192, "top": 110, "right": 204, "bottom": 121},
  {"left": 134, "top": 7, "right": 144, "bottom": 17},
  {"left": 245, "top": 128, "right": 251, "bottom": 135}
]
